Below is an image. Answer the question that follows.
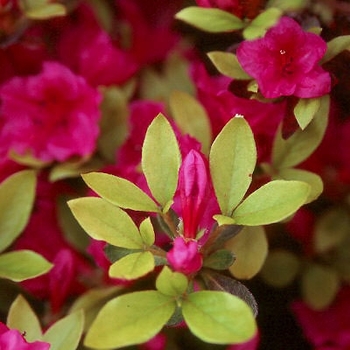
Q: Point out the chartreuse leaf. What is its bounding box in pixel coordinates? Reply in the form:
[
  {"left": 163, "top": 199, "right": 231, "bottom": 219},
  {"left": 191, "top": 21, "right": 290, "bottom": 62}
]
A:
[
  {"left": 43, "top": 311, "right": 84, "bottom": 350},
  {"left": 7, "top": 295, "right": 42, "bottom": 342},
  {"left": 226, "top": 226, "right": 268, "bottom": 279},
  {"left": 301, "top": 264, "right": 340, "bottom": 310},
  {"left": 321, "top": 35, "right": 350, "bottom": 64},
  {"left": 68, "top": 197, "right": 143, "bottom": 249},
  {"left": 142, "top": 114, "right": 181, "bottom": 209},
  {"left": 266, "top": 0, "right": 305, "bottom": 11},
  {"left": 213, "top": 215, "right": 236, "bottom": 226},
  {"left": 82, "top": 172, "right": 160, "bottom": 212},
  {"left": 68, "top": 286, "right": 122, "bottom": 331},
  {"left": 156, "top": 266, "right": 188, "bottom": 297},
  {"left": 0, "top": 250, "right": 52, "bottom": 282},
  {"left": 19, "top": 0, "right": 66, "bottom": 20},
  {"left": 232, "top": 180, "right": 310, "bottom": 225},
  {"left": 243, "top": 8, "right": 282, "bottom": 39},
  {"left": 0, "top": 170, "right": 36, "bottom": 253},
  {"left": 210, "top": 116, "right": 257, "bottom": 216},
  {"left": 84, "top": 291, "right": 176, "bottom": 349},
  {"left": 276, "top": 168, "right": 323, "bottom": 203},
  {"left": 169, "top": 90, "right": 212, "bottom": 155},
  {"left": 207, "top": 52, "right": 252, "bottom": 80},
  {"left": 182, "top": 291, "right": 256, "bottom": 344},
  {"left": 175, "top": 7, "right": 244, "bottom": 33},
  {"left": 313, "top": 207, "right": 350, "bottom": 254},
  {"left": 294, "top": 97, "right": 321, "bottom": 130},
  {"left": 108, "top": 252, "right": 155, "bottom": 280},
  {"left": 259, "top": 250, "right": 301, "bottom": 288},
  {"left": 139, "top": 217, "right": 155, "bottom": 246},
  {"left": 272, "top": 94, "right": 329, "bottom": 169}
]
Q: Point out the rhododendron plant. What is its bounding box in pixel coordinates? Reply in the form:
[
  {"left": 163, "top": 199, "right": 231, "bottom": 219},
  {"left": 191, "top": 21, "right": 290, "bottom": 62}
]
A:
[{"left": 1, "top": 0, "right": 350, "bottom": 349}]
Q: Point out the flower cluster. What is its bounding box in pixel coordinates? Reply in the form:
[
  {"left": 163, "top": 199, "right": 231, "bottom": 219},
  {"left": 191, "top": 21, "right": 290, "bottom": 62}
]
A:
[{"left": 0, "top": 0, "right": 350, "bottom": 349}]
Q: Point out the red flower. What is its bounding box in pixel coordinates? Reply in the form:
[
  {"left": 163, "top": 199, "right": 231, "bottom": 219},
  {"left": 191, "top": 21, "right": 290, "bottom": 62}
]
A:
[
  {"left": 0, "top": 322, "right": 49, "bottom": 350},
  {"left": 166, "top": 237, "right": 202, "bottom": 275},
  {"left": 237, "top": 17, "right": 331, "bottom": 99},
  {"left": 0, "top": 61, "right": 101, "bottom": 162}
]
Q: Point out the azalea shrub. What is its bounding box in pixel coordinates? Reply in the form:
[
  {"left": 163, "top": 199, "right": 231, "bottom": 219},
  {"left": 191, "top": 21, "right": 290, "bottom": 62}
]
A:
[{"left": 1, "top": 0, "right": 350, "bottom": 349}]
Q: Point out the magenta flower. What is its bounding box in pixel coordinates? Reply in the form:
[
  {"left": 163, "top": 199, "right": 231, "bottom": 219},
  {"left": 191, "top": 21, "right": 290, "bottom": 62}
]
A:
[
  {"left": 167, "top": 237, "right": 203, "bottom": 275},
  {"left": 0, "top": 322, "right": 50, "bottom": 350},
  {"left": 0, "top": 61, "right": 101, "bottom": 162},
  {"left": 236, "top": 17, "right": 331, "bottom": 99},
  {"left": 178, "top": 150, "right": 209, "bottom": 239}
]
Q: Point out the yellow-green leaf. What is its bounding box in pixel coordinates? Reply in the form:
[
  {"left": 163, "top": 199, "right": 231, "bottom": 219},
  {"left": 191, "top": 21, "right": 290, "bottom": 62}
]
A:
[
  {"left": 84, "top": 291, "right": 176, "bottom": 349},
  {"left": 276, "top": 168, "right": 323, "bottom": 203},
  {"left": 294, "top": 97, "right": 321, "bottom": 130},
  {"left": 207, "top": 51, "right": 252, "bottom": 80},
  {"left": 210, "top": 116, "right": 257, "bottom": 216},
  {"left": 169, "top": 90, "right": 212, "bottom": 155},
  {"left": 259, "top": 250, "right": 301, "bottom": 288},
  {"left": 232, "top": 180, "right": 310, "bottom": 225},
  {"left": 108, "top": 252, "right": 155, "bottom": 280},
  {"left": 301, "top": 264, "right": 340, "bottom": 310},
  {"left": 0, "top": 250, "right": 52, "bottom": 282},
  {"left": 156, "top": 266, "right": 188, "bottom": 297},
  {"left": 182, "top": 291, "right": 256, "bottom": 344},
  {"left": 321, "top": 35, "right": 350, "bottom": 64},
  {"left": 142, "top": 114, "right": 181, "bottom": 208},
  {"left": 175, "top": 7, "right": 244, "bottom": 33},
  {"left": 19, "top": 0, "right": 66, "bottom": 19},
  {"left": 82, "top": 172, "right": 160, "bottom": 212},
  {"left": 43, "top": 311, "right": 84, "bottom": 350},
  {"left": 68, "top": 197, "right": 143, "bottom": 249},
  {"left": 272, "top": 94, "right": 329, "bottom": 169},
  {"left": 226, "top": 226, "right": 268, "bottom": 279},
  {"left": 0, "top": 170, "right": 36, "bottom": 252},
  {"left": 7, "top": 295, "right": 42, "bottom": 342},
  {"left": 139, "top": 217, "right": 155, "bottom": 246}
]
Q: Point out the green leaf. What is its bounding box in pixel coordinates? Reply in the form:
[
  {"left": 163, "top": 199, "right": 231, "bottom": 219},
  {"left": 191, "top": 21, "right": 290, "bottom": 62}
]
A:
[
  {"left": 68, "top": 197, "right": 143, "bottom": 249},
  {"left": 203, "top": 249, "right": 235, "bottom": 270},
  {"left": 294, "top": 97, "right": 321, "bottom": 130},
  {"left": 321, "top": 35, "right": 350, "bottom": 64},
  {"left": 68, "top": 286, "right": 122, "bottom": 331},
  {"left": 313, "top": 207, "right": 350, "bottom": 254},
  {"left": 243, "top": 8, "right": 282, "bottom": 40},
  {"left": 232, "top": 180, "right": 310, "bottom": 225},
  {"left": 301, "top": 264, "right": 340, "bottom": 310},
  {"left": 169, "top": 90, "right": 212, "bottom": 155},
  {"left": 182, "top": 291, "right": 256, "bottom": 344},
  {"left": 108, "top": 251, "right": 155, "bottom": 280},
  {"left": 142, "top": 114, "right": 181, "bottom": 209},
  {"left": 0, "top": 250, "right": 52, "bottom": 282},
  {"left": 259, "top": 250, "right": 301, "bottom": 288},
  {"left": 82, "top": 172, "right": 159, "bottom": 212},
  {"left": 207, "top": 51, "right": 252, "bottom": 80},
  {"left": 276, "top": 168, "right": 323, "bottom": 204},
  {"left": 84, "top": 291, "right": 176, "bottom": 349},
  {"left": 213, "top": 215, "right": 236, "bottom": 226},
  {"left": 266, "top": 0, "right": 305, "bottom": 11},
  {"left": 139, "top": 217, "right": 155, "bottom": 246},
  {"left": 226, "top": 225, "right": 268, "bottom": 279},
  {"left": 7, "top": 295, "right": 43, "bottom": 342},
  {"left": 210, "top": 116, "right": 257, "bottom": 216},
  {"left": 0, "top": 170, "right": 36, "bottom": 252},
  {"left": 19, "top": 0, "right": 66, "bottom": 19},
  {"left": 175, "top": 7, "right": 244, "bottom": 33},
  {"left": 43, "top": 311, "right": 84, "bottom": 350},
  {"left": 272, "top": 94, "right": 330, "bottom": 168},
  {"left": 156, "top": 266, "right": 188, "bottom": 297}
]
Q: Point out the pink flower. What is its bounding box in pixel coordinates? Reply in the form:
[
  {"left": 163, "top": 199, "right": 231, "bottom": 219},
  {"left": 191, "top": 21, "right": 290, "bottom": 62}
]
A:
[
  {"left": 0, "top": 61, "right": 101, "bottom": 162},
  {"left": 0, "top": 322, "right": 50, "bottom": 350},
  {"left": 178, "top": 150, "right": 209, "bottom": 239},
  {"left": 236, "top": 17, "right": 331, "bottom": 98},
  {"left": 292, "top": 286, "right": 350, "bottom": 349},
  {"left": 167, "top": 237, "right": 202, "bottom": 275}
]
